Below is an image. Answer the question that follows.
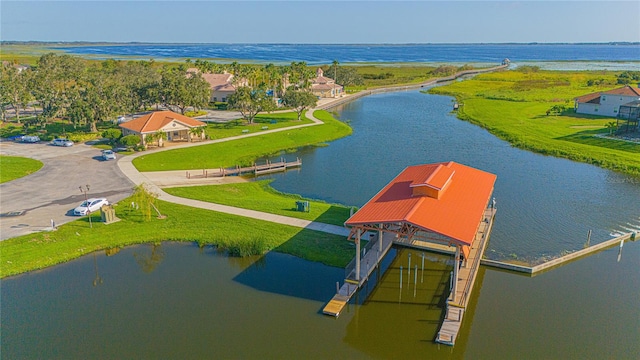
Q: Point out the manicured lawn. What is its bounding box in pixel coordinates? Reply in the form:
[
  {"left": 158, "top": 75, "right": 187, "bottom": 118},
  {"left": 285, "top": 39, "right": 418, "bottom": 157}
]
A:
[
  {"left": 133, "top": 110, "right": 352, "bottom": 171},
  {"left": 164, "top": 180, "right": 353, "bottom": 226},
  {"left": 0, "top": 197, "right": 354, "bottom": 278},
  {"left": 429, "top": 70, "right": 640, "bottom": 176},
  {"left": 0, "top": 155, "right": 43, "bottom": 183},
  {"left": 205, "top": 112, "right": 314, "bottom": 140}
]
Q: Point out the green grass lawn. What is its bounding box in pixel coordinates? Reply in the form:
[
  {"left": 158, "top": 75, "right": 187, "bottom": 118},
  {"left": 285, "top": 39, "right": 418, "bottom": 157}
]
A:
[
  {"left": 0, "top": 197, "right": 354, "bottom": 278},
  {"left": 133, "top": 110, "right": 352, "bottom": 171},
  {"left": 0, "top": 155, "right": 44, "bottom": 183},
  {"left": 164, "top": 180, "right": 353, "bottom": 226},
  {"left": 429, "top": 70, "right": 640, "bottom": 176},
  {"left": 205, "top": 112, "right": 314, "bottom": 140}
]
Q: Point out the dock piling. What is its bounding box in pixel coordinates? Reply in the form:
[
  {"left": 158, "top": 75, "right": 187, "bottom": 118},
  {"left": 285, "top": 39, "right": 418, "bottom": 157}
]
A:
[{"left": 400, "top": 266, "right": 403, "bottom": 289}]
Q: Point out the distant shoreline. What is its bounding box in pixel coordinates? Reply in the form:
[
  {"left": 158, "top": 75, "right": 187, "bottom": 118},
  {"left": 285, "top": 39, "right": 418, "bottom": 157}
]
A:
[{"left": 2, "top": 41, "right": 639, "bottom": 46}]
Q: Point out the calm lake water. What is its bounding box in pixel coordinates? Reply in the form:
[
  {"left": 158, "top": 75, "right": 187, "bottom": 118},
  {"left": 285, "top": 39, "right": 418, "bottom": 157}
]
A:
[
  {"left": 55, "top": 43, "right": 640, "bottom": 65},
  {"left": 2, "top": 90, "right": 639, "bottom": 358}
]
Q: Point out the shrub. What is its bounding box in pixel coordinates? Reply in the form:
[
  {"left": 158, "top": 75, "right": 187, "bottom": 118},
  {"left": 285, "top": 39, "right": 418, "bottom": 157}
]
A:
[{"left": 121, "top": 134, "right": 141, "bottom": 147}]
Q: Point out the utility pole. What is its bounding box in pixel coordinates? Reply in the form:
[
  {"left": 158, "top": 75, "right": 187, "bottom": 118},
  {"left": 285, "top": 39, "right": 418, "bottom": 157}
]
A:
[{"left": 80, "top": 184, "right": 92, "bottom": 228}]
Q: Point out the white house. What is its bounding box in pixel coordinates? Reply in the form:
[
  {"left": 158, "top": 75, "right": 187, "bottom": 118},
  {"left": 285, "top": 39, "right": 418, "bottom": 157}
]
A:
[{"left": 575, "top": 85, "right": 640, "bottom": 117}]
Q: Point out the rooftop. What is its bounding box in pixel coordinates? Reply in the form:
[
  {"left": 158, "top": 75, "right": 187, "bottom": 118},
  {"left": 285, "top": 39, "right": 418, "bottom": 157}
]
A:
[{"left": 346, "top": 161, "right": 497, "bottom": 246}]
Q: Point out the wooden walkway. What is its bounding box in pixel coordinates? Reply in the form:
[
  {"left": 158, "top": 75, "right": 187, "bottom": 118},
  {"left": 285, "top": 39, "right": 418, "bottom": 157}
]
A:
[
  {"left": 322, "top": 232, "right": 395, "bottom": 316},
  {"left": 436, "top": 207, "right": 496, "bottom": 345},
  {"left": 481, "top": 231, "right": 636, "bottom": 275},
  {"left": 185, "top": 158, "right": 301, "bottom": 179}
]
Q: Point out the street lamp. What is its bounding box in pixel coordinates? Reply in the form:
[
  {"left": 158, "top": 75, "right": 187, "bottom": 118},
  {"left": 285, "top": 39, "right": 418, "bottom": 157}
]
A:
[{"left": 79, "top": 184, "right": 92, "bottom": 228}]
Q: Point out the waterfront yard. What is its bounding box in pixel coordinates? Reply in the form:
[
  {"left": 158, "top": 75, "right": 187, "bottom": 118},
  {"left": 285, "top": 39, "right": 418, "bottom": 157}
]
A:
[
  {"left": 429, "top": 70, "right": 640, "bottom": 176},
  {"left": 133, "top": 110, "right": 352, "bottom": 171},
  {"left": 164, "top": 180, "right": 352, "bottom": 226},
  {"left": 0, "top": 197, "right": 353, "bottom": 278}
]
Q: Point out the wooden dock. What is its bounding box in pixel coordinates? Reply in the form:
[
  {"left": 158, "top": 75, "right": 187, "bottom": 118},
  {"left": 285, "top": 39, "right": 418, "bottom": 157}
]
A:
[
  {"left": 185, "top": 158, "right": 301, "bottom": 179},
  {"left": 322, "top": 232, "right": 395, "bottom": 316},
  {"left": 436, "top": 207, "right": 496, "bottom": 346},
  {"left": 481, "top": 231, "right": 636, "bottom": 275}
]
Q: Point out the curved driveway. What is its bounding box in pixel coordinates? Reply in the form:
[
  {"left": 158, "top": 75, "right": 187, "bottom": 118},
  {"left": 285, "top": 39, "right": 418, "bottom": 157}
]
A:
[{"left": 0, "top": 141, "right": 134, "bottom": 240}]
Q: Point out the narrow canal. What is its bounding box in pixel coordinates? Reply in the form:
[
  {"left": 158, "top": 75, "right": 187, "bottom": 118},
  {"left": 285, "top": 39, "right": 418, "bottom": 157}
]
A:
[{"left": 2, "top": 90, "right": 639, "bottom": 359}]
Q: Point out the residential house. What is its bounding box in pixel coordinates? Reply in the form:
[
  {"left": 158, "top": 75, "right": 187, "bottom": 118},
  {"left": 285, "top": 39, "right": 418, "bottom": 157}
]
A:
[
  {"left": 187, "top": 68, "right": 246, "bottom": 102},
  {"left": 311, "top": 68, "right": 344, "bottom": 98},
  {"left": 575, "top": 85, "right": 640, "bottom": 117},
  {"left": 119, "top": 110, "right": 207, "bottom": 146}
]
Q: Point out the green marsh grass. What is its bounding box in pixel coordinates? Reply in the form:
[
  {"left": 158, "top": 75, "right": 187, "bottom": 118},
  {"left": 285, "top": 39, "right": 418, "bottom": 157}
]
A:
[{"left": 429, "top": 70, "right": 640, "bottom": 176}]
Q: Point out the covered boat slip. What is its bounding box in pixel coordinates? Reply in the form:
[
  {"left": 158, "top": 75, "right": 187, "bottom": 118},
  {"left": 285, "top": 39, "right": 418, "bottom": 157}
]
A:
[{"left": 322, "top": 161, "right": 497, "bottom": 346}]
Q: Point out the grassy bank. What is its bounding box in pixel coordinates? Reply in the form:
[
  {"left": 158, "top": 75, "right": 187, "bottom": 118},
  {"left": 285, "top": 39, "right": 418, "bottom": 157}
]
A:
[
  {"left": 164, "top": 180, "right": 352, "bottom": 226},
  {"left": 133, "top": 110, "right": 352, "bottom": 171},
  {"left": 0, "top": 197, "right": 354, "bottom": 278},
  {"left": 205, "top": 112, "right": 314, "bottom": 140},
  {"left": 429, "top": 70, "right": 640, "bottom": 176},
  {"left": 0, "top": 155, "right": 44, "bottom": 183}
]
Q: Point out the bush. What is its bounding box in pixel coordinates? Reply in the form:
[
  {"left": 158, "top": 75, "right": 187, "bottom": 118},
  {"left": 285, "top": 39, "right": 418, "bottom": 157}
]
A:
[
  {"left": 217, "top": 236, "right": 269, "bottom": 257},
  {"left": 102, "top": 128, "right": 122, "bottom": 144},
  {"left": 121, "top": 134, "right": 141, "bottom": 147},
  {"left": 184, "top": 110, "right": 207, "bottom": 117}
]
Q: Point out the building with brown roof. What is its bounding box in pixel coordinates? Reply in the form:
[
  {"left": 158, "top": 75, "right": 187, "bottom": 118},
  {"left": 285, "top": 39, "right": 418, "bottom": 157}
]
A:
[
  {"left": 187, "top": 68, "right": 247, "bottom": 102},
  {"left": 575, "top": 85, "right": 640, "bottom": 117},
  {"left": 311, "top": 68, "right": 344, "bottom": 98},
  {"left": 119, "top": 110, "right": 206, "bottom": 146}
]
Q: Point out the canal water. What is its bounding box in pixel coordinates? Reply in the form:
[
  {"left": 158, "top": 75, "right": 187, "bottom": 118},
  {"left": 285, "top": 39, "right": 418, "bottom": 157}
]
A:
[{"left": 2, "top": 90, "right": 639, "bottom": 358}]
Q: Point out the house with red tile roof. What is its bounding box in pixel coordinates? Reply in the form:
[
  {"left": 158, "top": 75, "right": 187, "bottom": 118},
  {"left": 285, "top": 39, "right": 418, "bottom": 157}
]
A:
[
  {"left": 119, "top": 110, "right": 206, "bottom": 146},
  {"left": 187, "top": 68, "right": 247, "bottom": 102},
  {"left": 311, "top": 68, "right": 344, "bottom": 98},
  {"left": 575, "top": 85, "right": 640, "bottom": 117}
]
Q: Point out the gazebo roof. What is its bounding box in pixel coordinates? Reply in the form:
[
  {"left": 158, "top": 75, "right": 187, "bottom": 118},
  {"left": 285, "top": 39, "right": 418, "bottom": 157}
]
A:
[{"left": 345, "top": 161, "right": 496, "bottom": 246}]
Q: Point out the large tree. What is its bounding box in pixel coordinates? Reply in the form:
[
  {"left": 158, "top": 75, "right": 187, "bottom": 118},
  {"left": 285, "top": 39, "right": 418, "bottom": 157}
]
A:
[
  {"left": 160, "top": 66, "right": 210, "bottom": 114},
  {"left": 282, "top": 90, "right": 318, "bottom": 120},
  {"left": 227, "top": 86, "right": 274, "bottom": 124},
  {"left": 30, "top": 53, "right": 86, "bottom": 122},
  {"left": 0, "top": 64, "right": 33, "bottom": 122}
]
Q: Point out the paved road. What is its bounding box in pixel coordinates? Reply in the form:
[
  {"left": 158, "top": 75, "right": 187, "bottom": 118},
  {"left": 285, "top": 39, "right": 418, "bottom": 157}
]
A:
[{"left": 0, "top": 141, "right": 134, "bottom": 240}]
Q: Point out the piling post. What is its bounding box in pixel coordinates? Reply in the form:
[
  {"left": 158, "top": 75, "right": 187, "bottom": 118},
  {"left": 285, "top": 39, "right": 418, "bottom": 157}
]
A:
[
  {"left": 408, "top": 253, "right": 411, "bottom": 285},
  {"left": 421, "top": 252, "right": 425, "bottom": 283},
  {"left": 586, "top": 229, "right": 592, "bottom": 247},
  {"left": 400, "top": 266, "right": 403, "bottom": 289},
  {"left": 355, "top": 229, "right": 361, "bottom": 281},
  {"left": 336, "top": 282, "right": 340, "bottom": 294}
]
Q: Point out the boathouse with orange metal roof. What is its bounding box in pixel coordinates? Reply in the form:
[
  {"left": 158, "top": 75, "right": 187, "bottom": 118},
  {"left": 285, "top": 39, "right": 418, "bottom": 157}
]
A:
[{"left": 323, "top": 161, "right": 497, "bottom": 346}]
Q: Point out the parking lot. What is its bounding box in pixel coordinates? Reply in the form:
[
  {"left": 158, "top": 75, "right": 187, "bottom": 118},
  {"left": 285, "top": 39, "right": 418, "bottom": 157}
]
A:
[{"left": 0, "top": 141, "right": 134, "bottom": 240}]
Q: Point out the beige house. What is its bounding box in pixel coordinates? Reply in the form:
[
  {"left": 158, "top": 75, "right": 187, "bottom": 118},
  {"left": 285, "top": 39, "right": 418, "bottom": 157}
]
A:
[
  {"left": 311, "top": 68, "right": 343, "bottom": 98},
  {"left": 187, "top": 68, "right": 247, "bottom": 102},
  {"left": 119, "top": 110, "right": 206, "bottom": 146}
]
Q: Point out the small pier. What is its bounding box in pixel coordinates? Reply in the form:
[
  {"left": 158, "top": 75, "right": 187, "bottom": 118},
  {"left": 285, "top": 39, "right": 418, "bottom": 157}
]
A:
[
  {"left": 323, "top": 231, "right": 395, "bottom": 316},
  {"left": 435, "top": 207, "right": 495, "bottom": 345},
  {"left": 186, "top": 158, "right": 301, "bottom": 179}
]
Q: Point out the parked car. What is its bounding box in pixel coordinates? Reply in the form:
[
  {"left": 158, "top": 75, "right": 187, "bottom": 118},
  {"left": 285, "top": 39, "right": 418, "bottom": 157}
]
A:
[
  {"left": 73, "top": 198, "right": 109, "bottom": 216},
  {"left": 21, "top": 135, "right": 40, "bottom": 143},
  {"left": 51, "top": 138, "right": 74, "bottom": 147},
  {"left": 102, "top": 149, "right": 116, "bottom": 160}
]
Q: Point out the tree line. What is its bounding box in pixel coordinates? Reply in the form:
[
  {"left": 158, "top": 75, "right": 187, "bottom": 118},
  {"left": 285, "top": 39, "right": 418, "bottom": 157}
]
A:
[{"left": 1, "top": 54, "right": 364, "bottom": 131}]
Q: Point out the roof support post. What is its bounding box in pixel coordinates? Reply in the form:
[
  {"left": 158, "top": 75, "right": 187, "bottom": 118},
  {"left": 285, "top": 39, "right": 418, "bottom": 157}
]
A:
[
  {"left": 450, "top": 244, "right": 460, "bottom": 303},
  {"left": 378, "top": 224, "right": 383, "bottom": 256},
  {"left": 355, "top": 228, "right": 361, "bottom": 282}
]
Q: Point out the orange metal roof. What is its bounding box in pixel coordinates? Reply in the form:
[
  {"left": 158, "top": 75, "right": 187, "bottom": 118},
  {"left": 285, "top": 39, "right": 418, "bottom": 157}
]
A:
[
  {"left": 119, "top": 110, "right": 206, "bottom": 134},
  {"left": 345, "top": 161, "right": 496, "bottom": 246}
]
